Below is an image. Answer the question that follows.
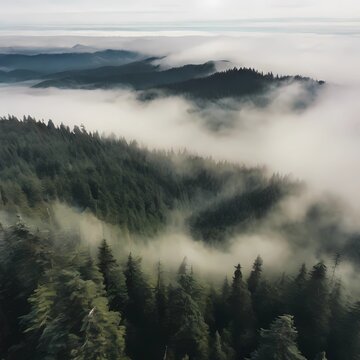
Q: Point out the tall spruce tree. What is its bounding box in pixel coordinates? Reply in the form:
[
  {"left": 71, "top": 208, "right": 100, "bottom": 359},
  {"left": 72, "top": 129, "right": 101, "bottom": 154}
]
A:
[
  {"left": 123, "top": 253, "right": 154, "bottom": 360},
  {"left": 154, "top": 261, "right": 168, "bottom": 359},
  {"left": 247, "top": 256, "right": 263, "bottom": 295},
  {"left": 297, "top": 262, "right": 330, "bottom": 359},
  {"left": 24, "top": 268, "right": 127, "bottom": 360},
  {"left": 249, "top": 314, "right": 306, "bottom": 360},
  {"left": 97, "top": 239, "right": 128, "bottom": 313},
  {"left": 340, "top": 301, "right": 360, "bottom": 360},
  {"left": 167, "top": 260, "right": 209, "bottom": 360},
  {"left": 210, "top": 331, "right": 227, "bottom": 360},
  {"left": 229, "top": 264, "right": 255, "bottom": 359}
]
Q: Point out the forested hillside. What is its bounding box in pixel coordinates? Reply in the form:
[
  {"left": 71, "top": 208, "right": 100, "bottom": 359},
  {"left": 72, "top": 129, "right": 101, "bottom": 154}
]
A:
[
  {"left": 157, "top": 67, "right": 324, "bottom": 100},
  {"left": 33, "top": 60, "right": 216, "bottom": 90},
  {"left": 1, "top": 117, "right": 360, "bottom": 360},
  {"left": 0, "top": 48, "right": 324, "bottom": 105},
  {"left": 0, "top": 49, "right": 142, "bottom": 73},
  {"left": 0, "top": 116, "right": 289, "bottom": 236},
  {"left": 1, "top": 222, "right": 359, "bottom": 360}
]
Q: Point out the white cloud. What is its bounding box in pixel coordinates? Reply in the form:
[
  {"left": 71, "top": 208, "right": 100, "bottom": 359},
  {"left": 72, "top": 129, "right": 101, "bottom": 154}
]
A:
[{"left": 1, "top": 0, "right": 360, "bottom": 26}]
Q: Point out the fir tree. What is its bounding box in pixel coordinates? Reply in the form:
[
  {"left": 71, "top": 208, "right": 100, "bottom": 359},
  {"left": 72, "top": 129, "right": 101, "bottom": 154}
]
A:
[
  {"left": 229, "top": 264, "right": 255, "bottom": 359},
  {"left": 124, "top": 253, "right": 154, "bottom": 360},
  {"left": 97, "top": 239, "right": 128, "bottom": 312},
  {"left": 167, "top": 260, "right": 209, "bottom": 360},
  {"left": 24, "top": 268, "right": 127, "bottom": 360},
  {"left": 298, "top": 262, "right": 330, "bottom": 359},
  {"left": 247, "top": 256, "right": 263, "bottom": 295},
  {"left": 210, "top": 331, "right": 227, "bottom": 360},
  {"left": 250, "top": 314, "right": 306, "bottom": 360}
]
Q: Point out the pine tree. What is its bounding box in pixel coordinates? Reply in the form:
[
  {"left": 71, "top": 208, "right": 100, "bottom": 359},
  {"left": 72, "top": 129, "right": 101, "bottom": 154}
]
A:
[
  {"left": 0, "top": 221, "right": 53, "bottom": 357},
  {"left": 247, "top": 256, "right": 263, "bottom": 295},
  {"left": 167, "top": 260, "right": 209, "bottom": 360},
  {"left": 97, "top": 239, "right": 128, "bottom": 312},
  {"left": 297, "top": 262, "right": 330, "bottom": 359},
  {"left": 326, "top": 281, "right": 346, "bottom": 360},
  {"left": 154, "top": 261, "right": 168, "bottom": 359},
  {"left": 340, "top": 301, "right": 360, "bottom": 360},
  {"left": 24, "top": 268, "right": 127, "bottom": 360},
  {"left": 123, "top": 253, "right": 154, "bottom": 360},
  {"left": 229, "top": 264, "right": 255, "bottom": 359},
  {"left": 250, "top": 314, "right": 306, "bottom": 360},
  {"left": 210, "top": 331, "right": 227, "bottom": 360}
]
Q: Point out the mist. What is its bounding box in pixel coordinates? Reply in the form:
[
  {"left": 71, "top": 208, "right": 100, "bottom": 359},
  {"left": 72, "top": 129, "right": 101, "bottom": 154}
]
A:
[
  {"left": 1, "top": 33, "right": 360, "bottom": 292},
  {"left": 1, "top": 82, "right": 360, "bottom": 213}
]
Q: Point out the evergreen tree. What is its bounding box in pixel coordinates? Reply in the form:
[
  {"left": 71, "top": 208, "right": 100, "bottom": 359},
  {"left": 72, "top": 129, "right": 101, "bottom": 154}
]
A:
[
  {"left": 0, "top": 221, "right": 53, "bottom": 358},
  {"left": 210, "top": 331, "right": 227, "bottom": 360},
  {"left": 167, "top": 260, "right": 209, "bottom": 360},
  {"left": 297, "top": 262, "right": 330, "bottom": 359},
  {"left": 24, "top": 268, "right": 127, "bottom": 360},
  {"left": 123, "top": 253, "right": 154, "bottom": 360},
  {"left": 154, "top": 261, "right": 168, "bottom": 359},
  {"left": 247, "top": 256, "right": 263, "bottom": 295},
  {"left": 249, "top": 314, "right": 306, "bottom": 360},
  {"left": 228, "top": 264, "right": 255, "bottom": 359},
  {"left": 97, "top": 239, "right": 128, "bottom": 312},
  {"left": 340, "top": 301, "right": 360, "bottom": 360},
  {"left": 326, "top": 281, "right": 346, "bottom": 360}
]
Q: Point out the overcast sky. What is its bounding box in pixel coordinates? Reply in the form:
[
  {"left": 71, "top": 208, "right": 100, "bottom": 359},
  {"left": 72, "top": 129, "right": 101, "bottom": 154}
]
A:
[{"left": 1, "top": 0, "right": 360, "bottom": 26}]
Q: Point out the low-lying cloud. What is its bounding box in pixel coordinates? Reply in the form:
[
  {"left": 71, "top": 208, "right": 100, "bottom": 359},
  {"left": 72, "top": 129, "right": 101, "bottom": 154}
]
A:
[
  {"left": 1, "top": 33, "right": 360, "bottom": 294},
  {"left": 1, "top": 82, "right": 360, "bottom": 215}
]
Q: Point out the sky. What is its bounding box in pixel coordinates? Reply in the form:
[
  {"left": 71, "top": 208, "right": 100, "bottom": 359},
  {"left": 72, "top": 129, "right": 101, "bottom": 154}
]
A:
[{"left": 1, "top": 0, "right": 360, "bottom": 27}]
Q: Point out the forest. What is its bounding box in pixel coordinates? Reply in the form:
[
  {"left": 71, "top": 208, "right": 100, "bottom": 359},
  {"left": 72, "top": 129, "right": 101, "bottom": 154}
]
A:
[
  {"left": 0, "top": 117, "right": 360, "bottom": 359},
  {"left": 0, "top": 49, "right": 324, "bottom": 106},
  {"left": 1, "top": 220, "right": 359, "bottom": 360}
]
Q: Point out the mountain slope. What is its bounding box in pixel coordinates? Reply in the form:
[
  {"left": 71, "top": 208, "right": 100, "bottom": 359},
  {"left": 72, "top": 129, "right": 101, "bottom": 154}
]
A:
[
  {"left": 156, "top": 67, "right": 325, "bottom": 100},
  {"left": 0, "top": 116, "right": 289, "bottom": 236},
  {"left": 0, "top": 49, "right": 142, "bottom": 73},
  {"left": 33, "top": 60, "right": 217, "bottom": 89},
  {"left": 0, "top": 69, "right": 43, "bottom": 83},
  {"left": 0, "top": 116, "right": 359, "bottom": 266}
]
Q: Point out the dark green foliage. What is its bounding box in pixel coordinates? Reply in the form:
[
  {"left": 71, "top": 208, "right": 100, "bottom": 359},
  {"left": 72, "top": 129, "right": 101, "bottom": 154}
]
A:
[
  {"left": 34, "top": 60, "right": 216, "bottom": 90},
  {"left": 24, "top": 269, "right": 127, "bottom": 360},
  {"left": 0, "top": 220, "right": 127, "bottom": 360},
  {"left": 228, "top": 264, "right": 255, "bottom": 359},
  {"left": 97, "top": 239, "right": 128, "bottom": 313},
  {"left": 296, "top": 262, "right": 330, "bottom": 359},
  {"left": 0, "top": 116, "right": 290, "bottom": 241},
  {"left": 0, "top": 221, "right": 53, "bottom": 358},
  {"left": 1, "top": 224, "right": 359, "bottom": 360},
  {"left": 247, "top": 256, "right": 263, "bottom": 295},
  {"left": 249, "top": 314, "right": 306, "bottom": 360},
  {"left": 209, "top": 331, "right": 227, "bottom": 360},
  {"left": 0, "top": 117, "right": 359, "bottom": 360},
  {"left": 0, "top": 49, "right": 142, "bottom": 73},
  {"left": 338, "top": 301, "right": 360, "bottom": 360},
  {"left": 167, "top": 264, "right": 209, "bottom": 360},
  {"left": 188, "top": 178, "right": 292, "bottom": 242},
  {"left": 159, "top": 67, "right": 324, "bottom": 100},
  {"left": 123, "top": 254, "right": 154, "bottom": 360}
]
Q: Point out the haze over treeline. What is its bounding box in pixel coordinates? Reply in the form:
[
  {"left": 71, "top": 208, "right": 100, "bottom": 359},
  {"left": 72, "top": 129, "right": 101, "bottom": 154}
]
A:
[
  {"left": 1, "top": 117, "right": 360, "bottom": 360},
  {"left": 0, "top": 15, "right": 360, "bottom": 360}
]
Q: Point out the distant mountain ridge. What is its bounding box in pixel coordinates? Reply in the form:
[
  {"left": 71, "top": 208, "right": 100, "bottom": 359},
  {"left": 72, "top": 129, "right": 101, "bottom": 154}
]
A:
[
  {"left": 0, "top": 48, "right": 325, "bottom": 103},
  {"left": 156, "top": 67, "right": 325, "bottom": 100},
  {"left": 0, "top": 49, "right": 142, "bottom": 73},
  {"left": 33, "top": 59, "right": 217, "bottom": 90}
]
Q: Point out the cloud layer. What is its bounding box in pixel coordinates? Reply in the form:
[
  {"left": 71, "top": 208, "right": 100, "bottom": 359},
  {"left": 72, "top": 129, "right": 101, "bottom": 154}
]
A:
[{"left": 1, "top": 0, "right": 360, "bottom": 24}]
